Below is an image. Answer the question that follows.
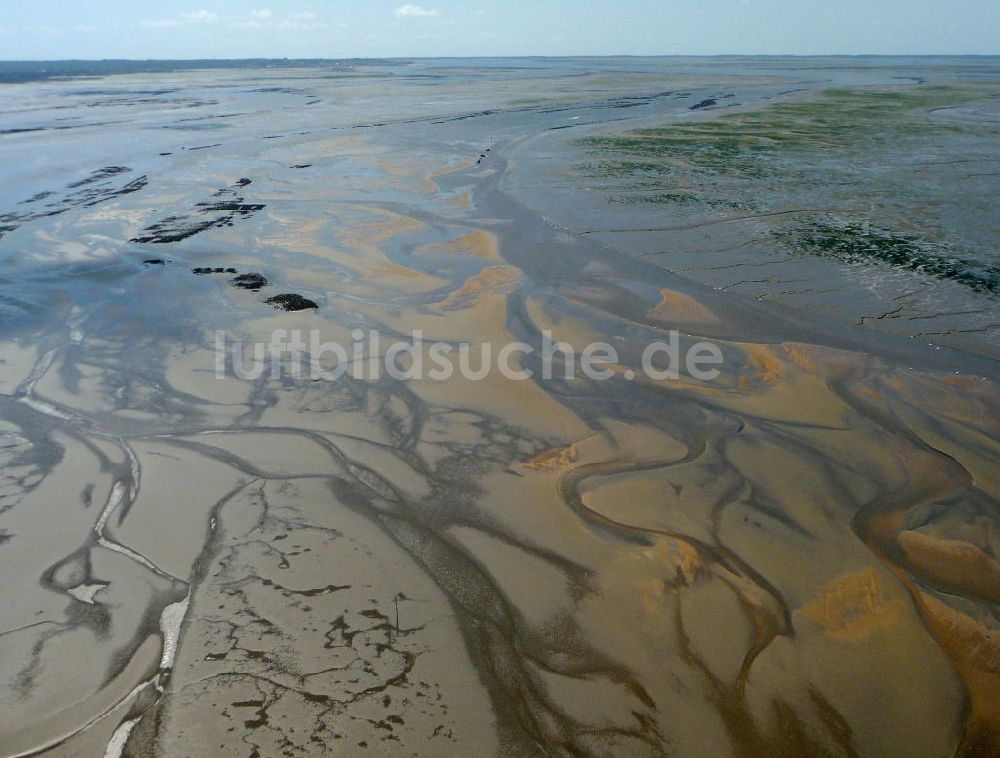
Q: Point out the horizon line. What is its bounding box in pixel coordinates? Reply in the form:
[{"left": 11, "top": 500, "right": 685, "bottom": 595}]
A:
[{"left": 2, "top": 53, "right": 1000, "bottom": 64}]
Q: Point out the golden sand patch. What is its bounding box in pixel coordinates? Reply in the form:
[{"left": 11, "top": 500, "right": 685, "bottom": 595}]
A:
[
  {"left": 369, "top": 259, "right": 436, "bottom": 281},
  {"left": 415, "top": 229, "right": 499, "bottom": 260},
  {"left": 649, "top": 538, "right": 705, "bottom": 587},
  {"left": 432, "top": 266, "right": 521, "bottom": 311},
  {"left": 924, "top": 589, "right": 1000, "bottom": 677},
  {"left": 855, "top": 385, "right": 882, "bottom": 403},
  {"left": 335, "top": 208, "right": 425, "bottom": 250},
  {"left": 431, "top": 157, "right": 479, "bottom": 178},
  {"left": 257, "top": 217, "right": 327, "bottom": 252},
  {"left": 782, "top": 343, "right": 817, "bottom": 373},
  {"left": 634, "top": 577, "right": 668, "bottom": 613},
  {"left": 900, "top": 530, "right": 1000, "bottom": 602},
  {"left": 369, "top": 156, "right": 438, "bottom": 195},
  {"left": 646, "top": 288, "right": 718, "bottom": 324},
  {"left": 450, "top": 188, "right": 473, "bottom": 209},
  {"left": 800, "top": 568, "right": 904, "bottom": 641},
  {"left": 743, "top": 344, "right": 785, "bottom": 385},
  {"left": 919, "top": 592, "right": 1000, "bottom": 751},
  {"left": 520, "top": 443, "right": 579, "bottom": 471},
  {"left": 945, "top": 374, "right": 987, "bottom": 389}
]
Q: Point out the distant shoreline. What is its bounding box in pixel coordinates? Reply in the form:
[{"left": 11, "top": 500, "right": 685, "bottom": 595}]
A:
[{"left": 2, "top": 54, "right": 1000, "bottom": 84}]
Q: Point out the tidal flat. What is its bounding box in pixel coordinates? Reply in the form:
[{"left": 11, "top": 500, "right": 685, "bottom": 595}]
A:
[{"left": 0, "top": 56, "right": 999, "bottom": 757}]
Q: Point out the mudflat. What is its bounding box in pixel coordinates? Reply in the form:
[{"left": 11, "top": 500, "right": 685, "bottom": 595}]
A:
[{"left": 0, "top": 57, "right": 998, "bottom": 757}]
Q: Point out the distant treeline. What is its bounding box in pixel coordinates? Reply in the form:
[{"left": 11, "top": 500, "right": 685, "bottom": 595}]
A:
[{"left": 0, "top": 59, "right": 402, "bottom": 84}]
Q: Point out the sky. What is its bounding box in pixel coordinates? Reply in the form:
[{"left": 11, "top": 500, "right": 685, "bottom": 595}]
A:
[{"left": 0, "top": 1, "right": 997, "bottom": 60}]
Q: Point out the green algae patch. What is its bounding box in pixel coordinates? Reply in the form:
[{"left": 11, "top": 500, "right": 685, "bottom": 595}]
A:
[
  {"left": 780, "top": 221, "right": 1000, "bottom": 294},
  {"left": 573, "top": 84, "right": 1000, "bottom": 295},
  {"left": 577, "top": 85, "right": 998, "bottom": 184}
]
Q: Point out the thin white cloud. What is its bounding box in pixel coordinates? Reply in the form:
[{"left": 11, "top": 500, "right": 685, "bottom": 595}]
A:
[
  {"left": 279, "top": 11, "right": 323, "bottom": 30},
  {"left": 143, "top": 10, "right": 217, "bottom": 28},
  {"left": 227, "top": 10, "right": 326, "bottom": 31},
  {"left": 394, "top": 4, "right": 440, "bottom": 18},
  {"left": 181, "top": 10, "right": 218, "bottom": 23},
  {"left": 148, "top": 8, "right": 326, "bottom": 33}
]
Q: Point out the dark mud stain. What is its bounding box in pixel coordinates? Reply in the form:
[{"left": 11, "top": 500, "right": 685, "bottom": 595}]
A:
[
  {"left": 66, "top": 166, "right": 130, "bottom": 188},
  {"left": 20, "top": 191, "right": 55, "bottom": 204},
  {"left": 0, "top": 167, "right": 148, "bottom": 241},
  {"left": 130, "top": 179, "right": 264, "bottom": 244},
  {"left": 264, "top": 293, "right": 318, "bottom": 311},
  {"left": 690, "top": 98, "right": 718, "bottom": 110},
  {"left": 165, "top": 123, "right": 229, "bottom": 132},
  {"left": 230, "top": 273, "right": 268, "bottom": 291},
  {"left": 87, "top": 96, "right": 214, "bottom": 109},
  {"left": 245, "top": 86, "right": 306, "bottom": 95},
  {"left": 0, "top": 121, "right": 127, "bottom": 135}
]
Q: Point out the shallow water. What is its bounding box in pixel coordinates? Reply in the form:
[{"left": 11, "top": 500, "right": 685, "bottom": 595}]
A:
[{"left": 0, "top": 57, "right": 998, "bottom": 757}]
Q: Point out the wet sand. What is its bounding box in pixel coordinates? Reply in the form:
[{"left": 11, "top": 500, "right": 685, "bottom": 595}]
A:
[{"left": 1, "top": 57, "right": 999, "bottom": 757}]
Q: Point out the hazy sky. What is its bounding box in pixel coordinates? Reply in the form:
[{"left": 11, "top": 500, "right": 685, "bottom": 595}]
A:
[{"left": 1, "top": 1, "right": 997, "bottom": 60}]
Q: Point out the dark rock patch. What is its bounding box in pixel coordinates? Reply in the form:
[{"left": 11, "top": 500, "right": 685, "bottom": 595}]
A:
[
  {"left": 204, "top": 201, "right": 265, "bottom": 216},
  {"left": 193, "top": 267, "right": 237, "bottom": 275},
  {"left": 66, "top": 166, "right": 130, "bottom": 188},
  {"left": 246, "top": 86, "right": 305, "bottom": 94},
  {"left": 690, "top": 98, "right": 718, "bottom": 111},
  {"left": 265, "top": 293, "right": 318, "bottom": 311},
  {"left": 291, "top": 164, "right": 312, "bottom": 169},
  {"left": 230, "top": 273, "right": 268, "bottom": 291},
  {"left": 20, "top": 191, "right": 55, "bottom": 204},
  {"left": 0, "top": 167, "right": 147, "bottom": 242},
  {"left": 143, "top": 259, "right": 166, "bottom": 265},
  {"left": 131, "top": 179, "right": 264, "bottom": 244}
]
